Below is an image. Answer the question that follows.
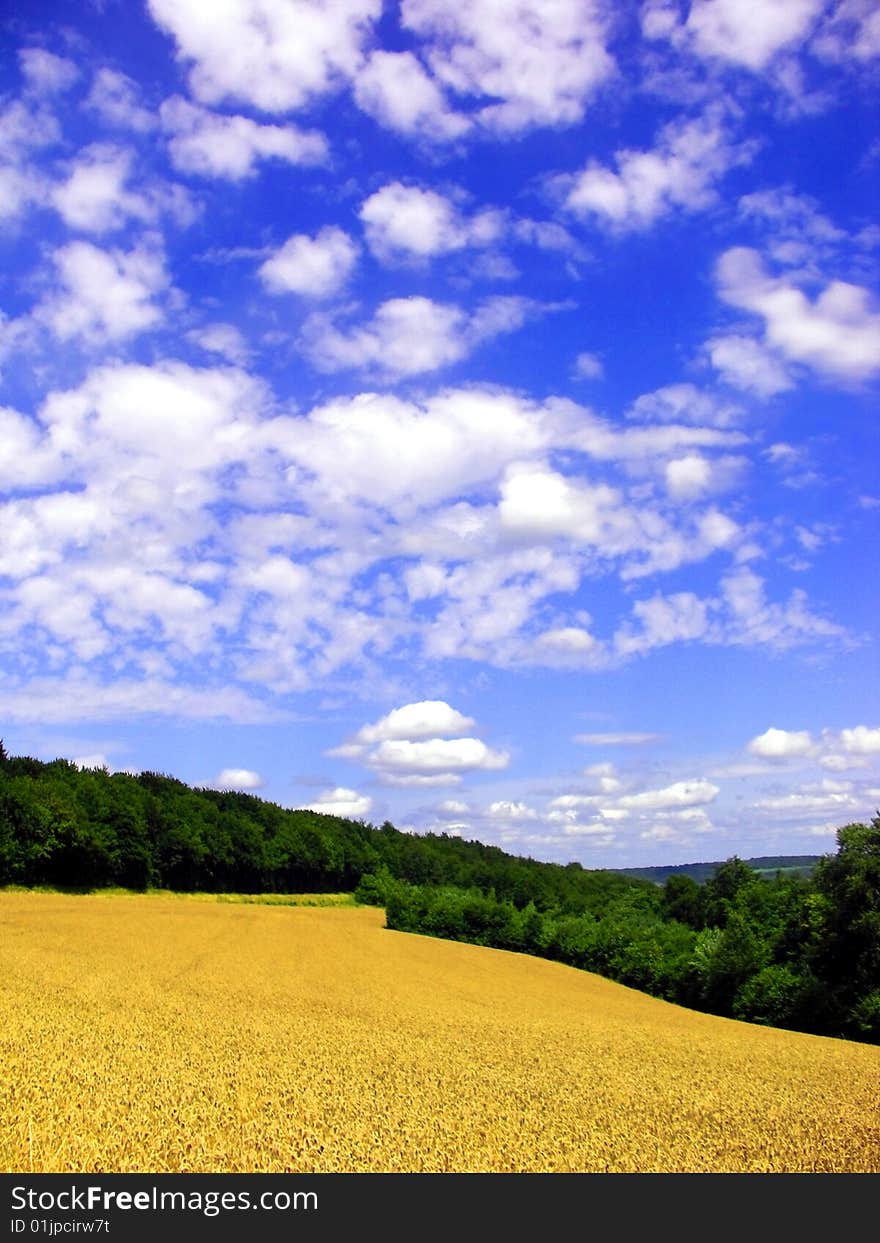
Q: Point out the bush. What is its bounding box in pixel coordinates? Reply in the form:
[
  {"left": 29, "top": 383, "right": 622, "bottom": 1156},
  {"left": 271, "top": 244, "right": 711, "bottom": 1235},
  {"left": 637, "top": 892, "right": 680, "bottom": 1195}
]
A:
[{"left": 733, "top": 964, "right": 807, "bottom": 1028}]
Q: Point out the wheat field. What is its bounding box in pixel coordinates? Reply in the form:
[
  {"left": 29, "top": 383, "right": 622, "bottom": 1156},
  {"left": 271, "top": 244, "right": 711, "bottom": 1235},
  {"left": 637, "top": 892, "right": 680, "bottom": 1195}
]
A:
[{"left": 1, "top": 891, "right": 878, "bottom": 1173}]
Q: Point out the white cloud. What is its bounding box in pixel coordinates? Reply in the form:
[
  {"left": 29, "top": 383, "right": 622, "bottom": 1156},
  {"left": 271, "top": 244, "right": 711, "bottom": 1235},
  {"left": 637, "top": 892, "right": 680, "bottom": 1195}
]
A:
[
  {"left": 306, "top": 787, "right": 373, "bottom": 818},
  {"left": 327, "top": 699, "right": 507, "bottom": 787},
  {"left": 706, "top": 333, "right": 794, "bottom": 396},
  {"left": 19, "top": 49, "right": 78, "bottom": 94},
  {"left": 0, "top": 675, "right": 281, "bottom": 724},
  {"left": 685, "top": 0, "right": 824, "bottom": 70},
  {"left": 813, "top": 0, "right": 880, "bottom": 63},
  {"left": 212, "top": 767, "right": 264, "bottom": 790},
  {"left": 0, "top": 165, "right": 44, "bottom": 224},
  {"left": 619, "top": 779, "right": 720, "bottom": 809},
  {"left": 353, "top": 50, "right": 469, "bottom": 141},
  {"left": 574, "top": 352, "right": 604, "bottom": 379},
  {"left": 716, "top": 247, "right": 880, "bottom": 383},
  {"left": 574, "top": 732, "right": 661, "bottom": 745},
  {"left": 719, "top": 566, "right": 844, "bottom": 648},
  {"left": 487, "top": 800, "right": 539, "bottom": 820},
  {"left": 747, "top": 727, "right": 814, "bottom": 758},
  {"left": 628, "top": 384, "right": 742, "bottom": 428},
  {"left": 37, "top": 239, "right": 168, "bottom": 344},
  {"left": 147, "top": 0, "right": 381, "bottom": 112},
  {"left": 498, "top": 462, "right": 634, "bottom": 548},
  {"left": 401, "top": 0, "right": 615, "bottom": 132},
  {"left": 615, "top": 591, "right": 710, "bottom": 656},
  {"left": 359, "top": 182, "right": 503, "bottom": 262},
  {"left": 301, "top": 298, "right": 467, "bottom": 376},
  {"left": 665, "top": 453, "right": 713, "bottom": 499},
  {"left": 536, "top": 626, "right": 596, "bottom": 653},
  {"left": 186, "top": 323, "right": 250, "bottom": 366},
  {"left": 84, "top": 68, "right": 156, "bottom": 132},
  {"left": 753, "top": 780, "right": 860, "bottom": 818},
  {"left": 299, "top": 295, "right": 541, "bottom": 377},
  {"left": 1, "top": 363, "right": 845, "bottom": 707},
  {"left": 563, "top": 112, "right": 755, "bottom": 230},
  {"left": 51, "top": 145, "right": 154, "bottom": 234},
  {"left": 641, "top": 1, "right": 681, "bottom": 41},
  {"left": 258, "top": 227, "right": 358, "bottom": 299},
  {"left": 369, "top": 737, "right": 510, "bottom": 786},
  {"left": 838, "top": 726, "right": 880, "bottom": 754},
  {"left": 355, "top": 700, "right": 475, "bottom": 743},
  {"left": 160, "top": 96, "right": 327, "bottom": 179},
  {"left": 72, "top": 753, "right": 110, "bottom": 771},
  {"left": 738, "top": 187, "right": 846, "bottom": 262},
  {"left": 0, "top": 98, "right": 60, "bottom": 156}
]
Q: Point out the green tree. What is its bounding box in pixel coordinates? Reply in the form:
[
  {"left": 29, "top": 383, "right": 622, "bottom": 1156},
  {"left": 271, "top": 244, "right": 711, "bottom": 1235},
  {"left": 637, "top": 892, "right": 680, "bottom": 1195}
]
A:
[
  {"left": 810, "top": 817, "right": 880, "bottom": 1038},
  {"left": 661, "top": 873, "right": 704, "bottom": 928}
]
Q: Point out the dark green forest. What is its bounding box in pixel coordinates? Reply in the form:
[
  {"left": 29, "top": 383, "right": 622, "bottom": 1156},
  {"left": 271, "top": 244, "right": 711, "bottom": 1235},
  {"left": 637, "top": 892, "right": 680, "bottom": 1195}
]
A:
[{"left": 1, "top": 743, "right": 877, "bottom": 1044}]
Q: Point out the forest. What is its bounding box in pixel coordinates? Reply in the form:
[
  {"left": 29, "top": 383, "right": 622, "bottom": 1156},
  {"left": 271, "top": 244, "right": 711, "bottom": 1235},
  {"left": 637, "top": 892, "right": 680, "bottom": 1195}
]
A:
[{"left": 1, "top": 743, "right": 877, "bottom": 1045}]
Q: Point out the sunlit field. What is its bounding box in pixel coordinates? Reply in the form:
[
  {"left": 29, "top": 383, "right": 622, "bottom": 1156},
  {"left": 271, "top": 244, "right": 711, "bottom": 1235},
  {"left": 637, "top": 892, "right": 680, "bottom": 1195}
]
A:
[{"left": 2, "top": 892, "right": 878, "bottom": 1173}]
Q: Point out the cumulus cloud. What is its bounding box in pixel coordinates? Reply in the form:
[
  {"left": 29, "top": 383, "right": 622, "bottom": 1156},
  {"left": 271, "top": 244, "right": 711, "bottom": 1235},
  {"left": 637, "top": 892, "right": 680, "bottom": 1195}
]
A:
[
  {"left": 684, "top": 0, "right": 824, "bottom": 70},
  {"left": 536, "top": 626, "right": 596, "bottom": 654},
  {"left": 36, "top": 239, "right": 168, "bottom": 343},
  {"left": 753, "top": 778, "right": 860, "bottom": 819},
  {"left": 401, "top": 0, "right": 615, "bottom": 132},
  {"left": 0, "top": 97, "right": 60, "bottom": 157},
  {"left": 368, "top": 737, "right": 509, "bottom": 786},
  {"left": 258, "top": 227, "right": 358, "bottom": 299},
  {"left": 619, "top": 779, "right": 720, "bottom": 809},
  {"left": 353, "top": 50, "right": 469, "bottom": 141},
  {"left": 299, "top": 295, "right": 543, "bottom": 377},
  {"left": 573, "top": 352, "right": 604, "bottom": 379},
  {"left": 747, "top": 727, "right": 814, "bottom": 758},
  {"left": 715, "top": 246, "right": 880, "bottom": 383},
  {"left": 0, "top": 164, "right": 44, "bottom": 224},
  {"left": 19, "top": 49, "right": 78, "bottom": 94},
  {"left": 615, "top": 592, "right": 710, "bottom": 656},
  {"left": 665, "top": 454, "right": 713, "bottom": 499},
  {"left": 498, "top": 463, "right": 635, "bottom": 549},
  {"left": 359, "top": 182, "right": 503, "bottom": 262},
  {"left": 84, "top": 68, "right": 156, "bottom": 132},
  {"left": 737, "top": 186, "right": 846, "bottom": 267},
  {"left": 705, "top": 334, "right": 794, "bottom": 396},
  {"left": 813, "top": 0, "right": 880, "bottom": 63},
  {"left": 720, "top": 567, "right": 844, "bottom": 648},
  {"left": 160, "top": 96, "right": 327, "bottom": 179},
  {"left": 563, "top": 112, "right": 755, "bottom": 230},
  {"left": 486, "top": 800, "right": 539, "bottom": 820},
  {"left": 0, "top": 364, "right": 844, "bottom": 710},
  {"left": 326, "top": 699, "right": 507, "bottom": 786},
  {"left": 186, "top": 323, "right": 250, "bottom": 366},
  {"left": 306, "top": 787, "right": 373, "bottom": 818},
  {"left": 355, "top": 701, "right": 475, "bottom": 743},
  {"left": 628, "top": 384, "right": 743, "bottom": 428},
  {"left": 147, "top": 0, "right": 381, "bottom": 112},
  {"left": 51, "top": 145, "right": 160, "bottom": 234},
  {"left": 838, "top": 725, "right": 880, "bottom": 754},
  {"left": 212, "top": 767, "right": 265, "bottom": 790}
]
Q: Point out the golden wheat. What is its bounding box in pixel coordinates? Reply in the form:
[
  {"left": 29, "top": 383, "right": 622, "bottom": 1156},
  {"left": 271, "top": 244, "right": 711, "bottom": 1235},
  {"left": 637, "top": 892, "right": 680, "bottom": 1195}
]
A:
[{"left": 1, "top": 892, "right": 878, "bottom": 1173}]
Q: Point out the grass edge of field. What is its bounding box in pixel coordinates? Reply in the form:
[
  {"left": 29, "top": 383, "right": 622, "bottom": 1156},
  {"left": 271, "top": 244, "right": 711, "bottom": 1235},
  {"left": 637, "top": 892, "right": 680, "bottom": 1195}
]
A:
[{"left": 0, "top": 884, "right": 358, "bottom": 907}]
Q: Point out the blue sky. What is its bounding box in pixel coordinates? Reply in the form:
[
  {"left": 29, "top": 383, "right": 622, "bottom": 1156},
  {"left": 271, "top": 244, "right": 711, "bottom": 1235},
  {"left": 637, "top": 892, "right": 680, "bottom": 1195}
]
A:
[{"left": 1, "top": 0, "right": 878, "bottom": 868}]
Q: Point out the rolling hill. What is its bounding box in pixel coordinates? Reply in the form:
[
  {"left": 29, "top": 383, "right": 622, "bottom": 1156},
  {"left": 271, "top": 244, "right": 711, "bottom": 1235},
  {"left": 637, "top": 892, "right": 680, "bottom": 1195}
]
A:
[{"left": 2, "top": 891, "right": 877, "bottom": 1174}]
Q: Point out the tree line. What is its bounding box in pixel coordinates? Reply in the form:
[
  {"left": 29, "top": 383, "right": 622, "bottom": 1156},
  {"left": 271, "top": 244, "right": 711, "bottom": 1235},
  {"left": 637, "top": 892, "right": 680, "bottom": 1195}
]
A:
[
  {"left": 362, "top": 826, "right": 879, "bottom": 1044},
  {"left": 1, "top": 743, "right": 877, "bottom": 1044},
  {"left": 0, "top": 745, "right": 645, "bottom": 907}
]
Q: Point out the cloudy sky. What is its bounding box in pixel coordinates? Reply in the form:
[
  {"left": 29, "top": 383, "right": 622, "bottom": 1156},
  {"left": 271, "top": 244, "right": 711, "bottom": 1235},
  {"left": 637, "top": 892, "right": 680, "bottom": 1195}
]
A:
[{"left": 1, "top": 0, "right": 878, "bottom": 869}]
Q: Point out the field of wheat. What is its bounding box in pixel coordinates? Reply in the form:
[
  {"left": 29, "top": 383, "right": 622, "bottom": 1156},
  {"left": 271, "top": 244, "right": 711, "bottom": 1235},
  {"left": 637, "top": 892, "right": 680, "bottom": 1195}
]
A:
[{"left": 1, "top": 891, "right": 878, "bottom": 1173}]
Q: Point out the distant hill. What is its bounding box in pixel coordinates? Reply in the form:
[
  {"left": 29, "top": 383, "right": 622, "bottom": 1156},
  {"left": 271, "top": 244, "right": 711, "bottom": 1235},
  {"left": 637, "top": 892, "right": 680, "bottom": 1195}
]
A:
[{"left": 612, "top": 855, "right": 823, "bottom": 885}]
